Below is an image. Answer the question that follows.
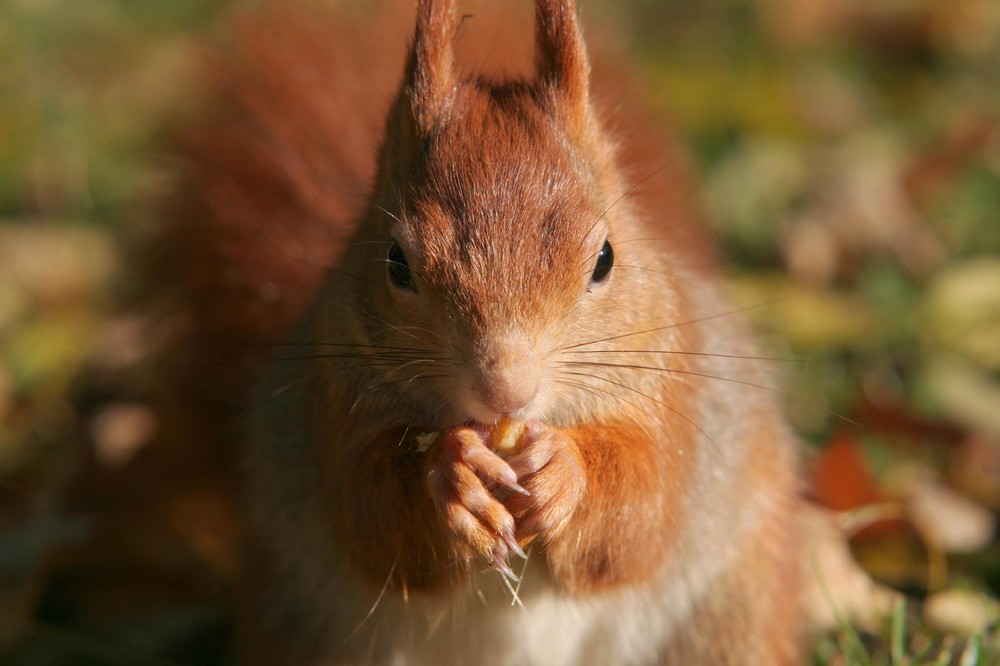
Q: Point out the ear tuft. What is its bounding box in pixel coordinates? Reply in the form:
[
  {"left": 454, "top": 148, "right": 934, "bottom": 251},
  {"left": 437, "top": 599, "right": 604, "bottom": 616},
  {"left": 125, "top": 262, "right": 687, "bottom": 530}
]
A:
[
  {"left": 406, "top": 0, "right": 461, "bottom": 133},
  {"left": 535, "top": 0, "right": 590, "bottom": 128}
]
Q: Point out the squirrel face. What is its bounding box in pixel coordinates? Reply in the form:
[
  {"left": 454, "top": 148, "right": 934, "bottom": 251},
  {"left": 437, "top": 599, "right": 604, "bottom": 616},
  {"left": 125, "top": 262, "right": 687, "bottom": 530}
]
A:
[
  {"left": 334, "top": 0, "right": 678, "bottom": 427},
  {"left": 379, "top": 86, "right": 618, "bottom": 424}
]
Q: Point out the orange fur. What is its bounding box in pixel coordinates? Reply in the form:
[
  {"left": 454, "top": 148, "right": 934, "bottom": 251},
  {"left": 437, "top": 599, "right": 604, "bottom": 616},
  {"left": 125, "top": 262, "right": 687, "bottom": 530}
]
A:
[
  {"left": 136, "top": 1, "right": 804, "bottom": 663},
  {"left": 541, "top": 418, "right": 695, "bottom": 592}
]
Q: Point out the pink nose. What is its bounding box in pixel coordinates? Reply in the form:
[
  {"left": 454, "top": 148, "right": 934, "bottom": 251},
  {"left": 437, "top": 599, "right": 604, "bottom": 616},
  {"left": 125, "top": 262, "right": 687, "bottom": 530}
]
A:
[
  {"left": 465, "top": 334, "right": 541, "bottom": 419},
  {"left": 474, "top": 368, "right": 538, "bottom": 415}
]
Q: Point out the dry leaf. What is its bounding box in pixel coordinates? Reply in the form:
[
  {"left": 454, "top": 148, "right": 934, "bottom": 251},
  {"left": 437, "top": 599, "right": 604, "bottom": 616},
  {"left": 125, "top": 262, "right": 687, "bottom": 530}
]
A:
[
  {"left": 924, "top": 259, "right": 1000, "bottom": 371},
  {"left": 802, "top": 503, "right": 901, "bottom": 632},
  {"left": 810, "top": 432, "right": 886, "bottom": 512},
  {"left": 923, "top": 357, "right": 1000, "bottom": 436},
  {"left": 950, "top": 435, "right": 1000, "bottom": 510},
  {"left": 89, "top": 404, "right": 158, "bottom": 470},
  {"left": 905, "top": 471, "right": 996, "bottom": 554},
  {"left": 783, "top": 136, "right": 945, "bottom": 283},
  {"left": 924, "top": 589, "right": 1000, "bottom": 636}
]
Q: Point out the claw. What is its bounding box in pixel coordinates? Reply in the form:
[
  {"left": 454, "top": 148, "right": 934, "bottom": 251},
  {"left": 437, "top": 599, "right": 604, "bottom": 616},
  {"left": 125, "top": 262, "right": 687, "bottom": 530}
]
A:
[
  {"left": 490, "top": 552, "right": 520, "bottom": 583},
  {"left": 507, "top": 479, "right": 531, "bottom": 496},
  {"left": 502, "top": 532, "right": 528, "bottom": 560},
  {"left": 486, "top": 467, "right": 531, "bottom": 497},
  {"left": 493, "top": 465, "right": 531, "bottom": 496}
]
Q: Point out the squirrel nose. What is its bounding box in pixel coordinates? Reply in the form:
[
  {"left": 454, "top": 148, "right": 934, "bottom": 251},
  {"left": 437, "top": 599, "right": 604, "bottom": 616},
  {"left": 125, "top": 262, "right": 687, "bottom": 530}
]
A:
[
  {"left": 475, "top": 366, "right": 539, "bottom": 416},
  {"left": 465, "top": 335, "right": 542, "bottom": 419}
]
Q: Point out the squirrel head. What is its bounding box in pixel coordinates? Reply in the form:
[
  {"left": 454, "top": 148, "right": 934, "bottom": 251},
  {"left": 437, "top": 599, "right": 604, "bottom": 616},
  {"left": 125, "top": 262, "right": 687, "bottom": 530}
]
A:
[{"left": 344, "top": 0, "right": 675, "bottom": 426}]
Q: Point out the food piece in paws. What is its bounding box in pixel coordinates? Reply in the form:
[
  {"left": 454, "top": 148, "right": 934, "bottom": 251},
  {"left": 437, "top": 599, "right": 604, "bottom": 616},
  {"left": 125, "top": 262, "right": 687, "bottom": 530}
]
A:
[{"left": 490, "top": 417, "right": 525, "bottom": 455}]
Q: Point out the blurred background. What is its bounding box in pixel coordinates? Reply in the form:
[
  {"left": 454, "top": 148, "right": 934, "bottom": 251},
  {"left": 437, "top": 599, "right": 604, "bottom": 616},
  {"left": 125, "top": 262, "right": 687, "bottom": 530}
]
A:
[{"left": 1, "top": 0, "right": 998, "bottom": 663}]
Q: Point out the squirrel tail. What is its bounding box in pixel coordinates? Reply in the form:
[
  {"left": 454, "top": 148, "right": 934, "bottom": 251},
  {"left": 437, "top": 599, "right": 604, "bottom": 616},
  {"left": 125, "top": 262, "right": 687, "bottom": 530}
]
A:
[{"left": 147, "top": 4, "right": 412, "bottom": 350}]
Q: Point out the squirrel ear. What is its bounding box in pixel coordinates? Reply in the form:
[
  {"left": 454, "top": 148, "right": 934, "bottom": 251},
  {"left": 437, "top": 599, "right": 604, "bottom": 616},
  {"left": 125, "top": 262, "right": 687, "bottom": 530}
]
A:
[
  {"left": 535, "top": 0, "right": 590, "bottom": 129},
  {"left": 404, "top": 0, "right": 461, "bottom": 133}
]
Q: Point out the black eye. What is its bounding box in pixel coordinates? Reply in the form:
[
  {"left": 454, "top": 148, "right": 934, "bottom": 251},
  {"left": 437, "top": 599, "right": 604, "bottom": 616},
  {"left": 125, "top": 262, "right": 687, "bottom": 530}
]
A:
[
  {"left": 387, "top": 241, "right": 416, "bottom": 291},
  {"left": 591, "top": 239, "right": 614, "bottom": 283}
]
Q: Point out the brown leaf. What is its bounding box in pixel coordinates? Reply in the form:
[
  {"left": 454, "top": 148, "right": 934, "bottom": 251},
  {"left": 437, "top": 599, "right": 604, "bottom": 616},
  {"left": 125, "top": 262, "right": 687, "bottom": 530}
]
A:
[
  {"left": 89, "top": 404, "right": 158, "bottom": 470},
  {"left": 905, "top": 471, "right": 996, "bottom": 555},
  {"left": 802, "top": 503, "right": 902, "bottom": 632},
  {"left": 950, "top": 435, "right": 1000, "bottom": 510},
  {"left": 810, "top": 432, "right": 886, "bottom": 512}
]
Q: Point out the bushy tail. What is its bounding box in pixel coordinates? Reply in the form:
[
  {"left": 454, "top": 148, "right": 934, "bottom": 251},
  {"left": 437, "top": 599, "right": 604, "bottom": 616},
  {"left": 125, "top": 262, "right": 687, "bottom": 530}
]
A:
[{"left": 150, "top": 3, "right": 412, "bottom": 350}]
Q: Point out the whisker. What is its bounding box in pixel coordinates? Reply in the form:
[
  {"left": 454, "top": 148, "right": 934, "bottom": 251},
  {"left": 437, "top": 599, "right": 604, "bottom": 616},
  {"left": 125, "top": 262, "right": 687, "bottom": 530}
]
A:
[
  {"left": 564, "top": 348, "right": 816, "bottom": 363},
  {"left": 576, "top": 161, "right": 678, "bottom": 255},
  {"left": 402, "top": 371, "right": 448, "bottom": 386},
  {"left": 267, "top": 368, "right": 325, "bottom": 399},
  {"left": 372, "top": 202, "right": 403, "bottom": 225},
  {"left": 360, "top": 310, "right": 424, "bottom": 341},
  {"left": 240, "top": 341, "right": 443, "bottom": 352},
  {"left": 379, "top": 358, "right": 441, "bottom": 383},
  {"left": 563, "top": 298, "right": 788, "bottom": 351},
  {"left": 559, "top": 376, "right": 659, "bottom": 449},
  {"left": 342, "top": 563, "right": 396, "bottom": 646},
  {"left": 563, "top": 370, "right": 728, "bottom": 469},
  {"left": 562, "top": 359, "right": 863, "bottom": 429},
  {"left": 359, "top": 310, "right": 461, "bottom": 353},
  {"left": 369, "top": 256, "right": 427, "bottom": 282},
  {"left": 260, "top": 354, "right": 440, "bottom": 364},
  {"left": 610, "top": 264, "right": 680, "bottom": 280},
  {"left": 609, "top": 236, "right": 691, "bottom": 246},
  {"left": 559, "top": 360, "right": 783, "bottom": 396},
  {"left": 555, "top": 375, "right": 662, "bottom": 431},
  {"left": 310, "top": 362, "right": 441, "bottom": 376}
]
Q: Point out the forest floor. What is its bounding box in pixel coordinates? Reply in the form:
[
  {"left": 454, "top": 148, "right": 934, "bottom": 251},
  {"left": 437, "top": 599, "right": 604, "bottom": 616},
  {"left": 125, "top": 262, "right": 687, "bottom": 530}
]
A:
[{"left": 1, "top": 1, "right": 998, "bottom": 663}]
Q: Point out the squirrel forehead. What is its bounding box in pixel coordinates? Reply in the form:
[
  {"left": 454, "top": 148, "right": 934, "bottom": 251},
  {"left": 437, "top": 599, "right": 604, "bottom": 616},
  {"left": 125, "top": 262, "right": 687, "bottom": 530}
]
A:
[
  {"left": 399, "top": 87, "right": 602, "bottom": 321},
  {"left": 409, "top": 86, "right": 601, "bottom": 254}
]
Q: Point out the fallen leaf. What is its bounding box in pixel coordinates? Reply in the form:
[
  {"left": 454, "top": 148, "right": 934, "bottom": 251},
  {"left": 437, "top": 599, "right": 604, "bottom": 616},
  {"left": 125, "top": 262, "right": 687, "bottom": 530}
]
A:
[
  {"left": 923, "top": 357, "right": 1000, "bottom": 436},
  {"left": 802, "top": 503, "right": 902, "bottom": 632},
  {"left": 0, "top": 224, "right": 115, "bottom": 308},
  {"left": 924, "top": 258, "right": 1000, "bottom": 371},
  {"left": 905, "top": 470, "right": 996, "bottom": 554},
  {"left": 950, "top": 435, "right": 1000, "bottom": 510},
  {"left": 89, "top": 404, "right": 158, "bottom": 470},
  {"left": 809, "top": 432, "right": 886, "bottom": 512},
  {"left": 725, "top": 275, "right": 881, "bottom": 349},
  {"left": 924, "top": 589, "right": 1000, "bottom": 636}
]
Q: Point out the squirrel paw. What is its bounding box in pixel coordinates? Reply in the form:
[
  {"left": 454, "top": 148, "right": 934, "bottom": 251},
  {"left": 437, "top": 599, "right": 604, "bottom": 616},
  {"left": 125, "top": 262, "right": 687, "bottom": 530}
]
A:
[
  {"left": 505, "top": 421, "right": 587, "bottom": 544},
  {"left": 424, "top": 426, "right": 527, "bottom": 581}
]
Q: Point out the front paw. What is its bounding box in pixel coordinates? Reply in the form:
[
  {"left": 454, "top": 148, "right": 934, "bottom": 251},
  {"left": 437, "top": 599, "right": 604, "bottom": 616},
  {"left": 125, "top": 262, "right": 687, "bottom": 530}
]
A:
[
  {"left": 505, "top": 421, "right": 587, "bottom": 544},
  {"left": 424, "top": 426, "right": 527, "bottom": 581}
]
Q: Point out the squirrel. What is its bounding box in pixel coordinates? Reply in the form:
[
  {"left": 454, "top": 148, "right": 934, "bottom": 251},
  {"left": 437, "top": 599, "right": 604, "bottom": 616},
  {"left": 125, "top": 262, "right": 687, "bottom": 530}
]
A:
[{"left": 142, "top": 0, "right": 804, "bottom": 663}]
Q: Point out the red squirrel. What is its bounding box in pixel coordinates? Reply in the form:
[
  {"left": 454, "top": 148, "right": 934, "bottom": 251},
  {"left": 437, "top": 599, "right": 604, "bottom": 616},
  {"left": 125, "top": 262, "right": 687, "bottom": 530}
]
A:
[{"left": 153, "top": 0, "right": 804, "bottom": 663}]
